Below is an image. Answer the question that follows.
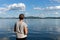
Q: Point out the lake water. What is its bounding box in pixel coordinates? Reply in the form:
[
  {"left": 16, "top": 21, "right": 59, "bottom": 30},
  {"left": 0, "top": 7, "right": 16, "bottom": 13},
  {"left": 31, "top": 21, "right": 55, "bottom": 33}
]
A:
[{"left": 0, "top": 19, "right": 60, "bottom": 40}]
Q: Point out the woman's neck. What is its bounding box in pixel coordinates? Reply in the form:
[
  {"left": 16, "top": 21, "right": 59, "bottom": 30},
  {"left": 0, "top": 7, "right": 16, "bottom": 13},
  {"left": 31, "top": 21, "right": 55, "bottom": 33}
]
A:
[
  {"left": 19, "top": 20, "right": 23, "bottom": 22},
  {"left": 19, "top": 20, "right": 23, "bottom": 24}
]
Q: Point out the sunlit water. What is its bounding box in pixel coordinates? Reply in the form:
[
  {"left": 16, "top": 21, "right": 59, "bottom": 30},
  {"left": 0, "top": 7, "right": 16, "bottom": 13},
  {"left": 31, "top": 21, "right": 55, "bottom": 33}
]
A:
[{"left": 0, "top": 19, "right": 60, "bottom": 40}]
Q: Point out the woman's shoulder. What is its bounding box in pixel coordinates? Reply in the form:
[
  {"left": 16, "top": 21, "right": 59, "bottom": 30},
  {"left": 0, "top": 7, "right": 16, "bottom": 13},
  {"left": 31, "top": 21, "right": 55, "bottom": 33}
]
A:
[
  {"left": 23, "top": 22, "right": 26, "bottom": 24},
  {"left": 23, "top": 22, "right": 27, "bottom": 27},
  {"left": 15, "top": 21, "right": 20, "bottom": 25}
]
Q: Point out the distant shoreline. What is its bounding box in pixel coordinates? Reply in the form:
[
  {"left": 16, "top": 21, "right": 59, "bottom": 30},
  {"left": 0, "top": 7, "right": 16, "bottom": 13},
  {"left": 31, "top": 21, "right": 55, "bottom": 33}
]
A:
[{"left": 0, "top": 17, "right": 60, "bottom": 19}]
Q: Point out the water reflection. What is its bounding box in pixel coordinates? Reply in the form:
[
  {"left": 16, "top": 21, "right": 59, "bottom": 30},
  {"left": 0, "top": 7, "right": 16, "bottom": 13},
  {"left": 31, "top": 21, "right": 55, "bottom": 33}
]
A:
[
  {"left": 0, "top": 37, "right": 10, "bottom": 40},
  {"left": 0, "top": 19, "right": 60, "bottom": 40}
]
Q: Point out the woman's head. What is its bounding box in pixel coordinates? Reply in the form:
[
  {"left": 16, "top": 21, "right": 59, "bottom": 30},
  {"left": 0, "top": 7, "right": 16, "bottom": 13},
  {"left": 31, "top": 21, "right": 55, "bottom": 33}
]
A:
[{"left": 19, "top": 14, "right": 24, "bottom": 20}]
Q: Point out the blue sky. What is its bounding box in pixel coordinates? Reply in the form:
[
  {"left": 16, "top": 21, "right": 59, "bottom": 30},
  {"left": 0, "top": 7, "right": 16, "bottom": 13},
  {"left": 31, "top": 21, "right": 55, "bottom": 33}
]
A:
[{"left": 0, "top": 0, "right": 60, "bottom": 17}]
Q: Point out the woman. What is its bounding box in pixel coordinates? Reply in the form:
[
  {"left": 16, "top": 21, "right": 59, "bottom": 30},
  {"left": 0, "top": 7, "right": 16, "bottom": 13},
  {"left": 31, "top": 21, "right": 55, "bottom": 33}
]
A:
[{"left": 14, "top": 14, "right": 28, "bottom": 40}]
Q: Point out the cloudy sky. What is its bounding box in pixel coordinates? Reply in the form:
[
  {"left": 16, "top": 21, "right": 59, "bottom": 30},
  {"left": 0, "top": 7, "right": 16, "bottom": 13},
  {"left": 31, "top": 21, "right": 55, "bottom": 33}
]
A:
[{"left": 0, "top": 0, "right": 60, "bottom": 17}]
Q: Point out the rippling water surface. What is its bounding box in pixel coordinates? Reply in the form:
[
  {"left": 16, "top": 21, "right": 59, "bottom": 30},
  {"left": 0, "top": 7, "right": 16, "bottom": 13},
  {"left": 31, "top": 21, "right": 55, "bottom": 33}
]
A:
[{"left": 0, "top": 19, "right": 60, "bottom": 40}]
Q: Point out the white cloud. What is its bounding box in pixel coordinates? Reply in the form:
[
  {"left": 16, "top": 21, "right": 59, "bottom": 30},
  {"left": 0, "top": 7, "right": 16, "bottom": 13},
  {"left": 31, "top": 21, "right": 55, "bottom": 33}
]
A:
[
  {"left": 0, "top": 8, "right": 7, "bottom": 12},
  {"left": 46, "top": 6, "right": 60, "bottom": 10},
  {"left": 25, "top": 12, "right": 30, "bottom": 16},
  {"left": 34, "top": 7, "right": 44, "bottom": 10},
  {"left": 34, "top": 7, "right": 41, "bottom": 10},
  {"left": 34, "top": 6, "right": 60, "bottom": 10},
  {"left": 0, "top": 3, "right": 26, "bottom": 14},
  {"left": 50, "top": 0, "right": 60, "bottom": 3},
  {"left": 0, "top": 8, "right": 7, "bottom": 14},
  {"left": 55, "top": 12, "right": 59, "bottom": 14},
  {"left": 7, "top": 3, "right": 26, "bottom": 11}
]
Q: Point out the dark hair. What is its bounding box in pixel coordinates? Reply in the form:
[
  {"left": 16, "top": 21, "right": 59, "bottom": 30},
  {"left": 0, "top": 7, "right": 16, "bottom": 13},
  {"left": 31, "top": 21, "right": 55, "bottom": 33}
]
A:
[{"left": 19, "top": 14, "right": 24, "bottom": 20}]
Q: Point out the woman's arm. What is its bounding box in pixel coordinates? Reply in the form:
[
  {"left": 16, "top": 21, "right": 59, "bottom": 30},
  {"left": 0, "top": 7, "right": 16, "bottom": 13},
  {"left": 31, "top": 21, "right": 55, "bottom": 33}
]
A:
[
  {"left": 14, "top": 23, "right": 16, "bottom": 32},
  {"left": 24, "top": 26, "right": 28, "bottom": 35}
]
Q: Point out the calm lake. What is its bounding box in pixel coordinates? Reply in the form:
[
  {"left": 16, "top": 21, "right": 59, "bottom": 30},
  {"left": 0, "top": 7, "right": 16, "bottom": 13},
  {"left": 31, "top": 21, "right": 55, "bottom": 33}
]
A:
[{"left": 0, "top": 19, "right": 60, "bottom": 40}]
